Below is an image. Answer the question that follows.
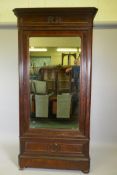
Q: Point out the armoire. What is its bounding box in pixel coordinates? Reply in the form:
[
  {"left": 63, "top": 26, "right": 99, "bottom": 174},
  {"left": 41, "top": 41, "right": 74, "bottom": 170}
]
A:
[{"left": 13, "top": 7, "right": 97, "bottom": 173}]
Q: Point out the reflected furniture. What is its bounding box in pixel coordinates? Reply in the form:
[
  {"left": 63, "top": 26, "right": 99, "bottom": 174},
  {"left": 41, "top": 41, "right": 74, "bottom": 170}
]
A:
[
  {"left": 57, "top": 93, "right": 71, "bottom": 118},
  {"left": 62, "top": 53, "right": 76, "bottom": 65},
  {"left": 35, "top": 95, "right": 49, "bottom": 118},
  {"left": 13, "top": 7, "right": 97, "bottom": 173},
  {"left": 30, "top": 67, "right": 72, "bottom": 117},
  {"left": 40, "top": 66, "right": 71, "bottom": 94}
]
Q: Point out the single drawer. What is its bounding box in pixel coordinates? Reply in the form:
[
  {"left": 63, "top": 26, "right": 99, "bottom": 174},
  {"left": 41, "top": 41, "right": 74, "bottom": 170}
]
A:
[{"left": 24, "top": 140, "right": 87, "bottom": 156}]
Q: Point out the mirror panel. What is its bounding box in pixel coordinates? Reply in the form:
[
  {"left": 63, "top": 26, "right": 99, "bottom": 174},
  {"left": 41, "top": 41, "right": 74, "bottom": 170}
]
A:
[{"left": 29, "top": 37, "right": 81, "bottom": 129}]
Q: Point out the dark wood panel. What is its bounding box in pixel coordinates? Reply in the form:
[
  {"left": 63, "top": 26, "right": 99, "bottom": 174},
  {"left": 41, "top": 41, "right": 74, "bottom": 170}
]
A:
[{"left": 19, "top": 155, "right": 90, "bottom": 173}]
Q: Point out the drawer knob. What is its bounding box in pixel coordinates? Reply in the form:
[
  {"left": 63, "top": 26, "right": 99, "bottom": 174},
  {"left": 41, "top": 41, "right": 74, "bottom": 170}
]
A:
[{"left": 49, "top": 143, "right": 60, "bottom": 152}]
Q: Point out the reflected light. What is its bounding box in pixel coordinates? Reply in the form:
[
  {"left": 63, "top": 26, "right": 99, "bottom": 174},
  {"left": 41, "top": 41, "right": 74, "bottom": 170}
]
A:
[
  {"left": 56, "top": 48, "right": 78, "bottom": 52},
  {"left": 29, "top": 47, "right": 47, "bottom": 52},
  {"left": 78, "top": 48, "right": 81, "bottom": 53}
]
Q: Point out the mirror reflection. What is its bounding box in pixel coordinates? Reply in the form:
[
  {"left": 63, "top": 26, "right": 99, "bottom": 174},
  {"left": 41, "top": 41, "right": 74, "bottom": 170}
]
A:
[{"left": 29, "top": 37, "right": 81, "bottom": 129}]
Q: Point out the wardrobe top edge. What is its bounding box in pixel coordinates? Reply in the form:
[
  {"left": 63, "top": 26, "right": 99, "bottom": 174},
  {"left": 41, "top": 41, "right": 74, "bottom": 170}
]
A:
[{"left": 13, "top": 7, "right": 98, "bottom": 17}]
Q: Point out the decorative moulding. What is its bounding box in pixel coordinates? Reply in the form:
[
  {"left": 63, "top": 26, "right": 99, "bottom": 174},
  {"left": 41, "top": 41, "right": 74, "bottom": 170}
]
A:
[{"left": 1, "top": 22, "right": 117, "bottom": 29}]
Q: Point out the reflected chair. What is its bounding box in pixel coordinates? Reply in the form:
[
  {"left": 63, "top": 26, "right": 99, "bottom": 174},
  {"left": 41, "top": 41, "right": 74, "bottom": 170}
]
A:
[
  {"left": 34, "top": 80, "right": 47, "bottom": 118},
  {"left": 34, "top": 80, "right": 53, "bottom": 118},
  {"left": 57, "top": 93, "right": 71, "bottom": 118},
  {"left": 35, "top": 94, "right": 49, "bottom": 118}
]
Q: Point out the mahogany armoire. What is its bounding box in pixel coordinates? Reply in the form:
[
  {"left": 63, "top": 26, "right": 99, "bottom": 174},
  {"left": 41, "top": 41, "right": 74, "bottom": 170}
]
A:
[{"left": 13, "top": 7, "right": 97, "bottom": 173}]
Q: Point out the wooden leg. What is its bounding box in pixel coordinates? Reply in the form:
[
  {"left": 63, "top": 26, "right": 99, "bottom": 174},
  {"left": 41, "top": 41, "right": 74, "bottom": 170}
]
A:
[{"left": 82, "top": 169, "right": 89, "bottom": 173}]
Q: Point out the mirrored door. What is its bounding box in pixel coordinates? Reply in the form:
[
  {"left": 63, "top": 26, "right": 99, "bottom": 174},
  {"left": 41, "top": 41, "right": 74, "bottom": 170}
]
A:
[{"left": 29, "top": 37, "right": 81, "bottom": 129}]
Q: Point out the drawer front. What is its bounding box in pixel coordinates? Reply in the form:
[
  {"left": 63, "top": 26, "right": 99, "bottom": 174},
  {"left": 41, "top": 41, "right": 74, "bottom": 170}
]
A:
[{"left": 24, "top": 140, "right": 88, "bottom": 156}]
